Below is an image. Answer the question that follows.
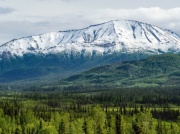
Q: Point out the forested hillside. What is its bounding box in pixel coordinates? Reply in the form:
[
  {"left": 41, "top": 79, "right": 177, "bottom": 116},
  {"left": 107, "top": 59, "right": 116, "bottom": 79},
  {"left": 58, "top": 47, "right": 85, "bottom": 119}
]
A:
[{"left": 62, "top": 54, "right": 180, "bottom": 87}]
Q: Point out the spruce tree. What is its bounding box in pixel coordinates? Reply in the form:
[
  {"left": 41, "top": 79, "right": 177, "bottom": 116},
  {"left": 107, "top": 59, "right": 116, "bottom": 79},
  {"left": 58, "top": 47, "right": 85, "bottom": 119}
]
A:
[
  {"left": 58, "top": 119, "right": 65, "bottom": 134},
  {"left": 83, "top": 120, "right": 88, "bottom": 134}
]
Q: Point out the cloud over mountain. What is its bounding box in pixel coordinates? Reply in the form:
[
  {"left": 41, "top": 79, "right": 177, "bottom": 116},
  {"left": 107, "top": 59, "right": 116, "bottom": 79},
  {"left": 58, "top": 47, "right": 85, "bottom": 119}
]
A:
[{"left": 0, "top": 0, "right": 179, "bottom": 45}]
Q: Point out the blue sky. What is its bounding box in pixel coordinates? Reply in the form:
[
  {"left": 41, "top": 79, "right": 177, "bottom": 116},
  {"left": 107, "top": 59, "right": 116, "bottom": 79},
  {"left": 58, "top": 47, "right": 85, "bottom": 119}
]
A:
[{"left": 0, "top": 0, "right": 180, "bottom": 44}]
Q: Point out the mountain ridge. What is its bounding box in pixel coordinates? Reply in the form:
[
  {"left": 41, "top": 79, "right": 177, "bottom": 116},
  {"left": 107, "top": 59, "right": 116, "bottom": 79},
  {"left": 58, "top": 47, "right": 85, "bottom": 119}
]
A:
[
  {"left": 0, "top": 19, "right": 180, "bottom": 82},
  {"left": 0, "top": 19, "right": 179, "bottom": 57}
]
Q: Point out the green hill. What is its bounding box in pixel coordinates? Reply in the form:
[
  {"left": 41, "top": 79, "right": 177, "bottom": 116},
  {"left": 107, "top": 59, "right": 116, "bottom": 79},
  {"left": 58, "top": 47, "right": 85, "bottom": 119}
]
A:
[{"left": 61, "top": 54, "right": 180, "bottom": 87}]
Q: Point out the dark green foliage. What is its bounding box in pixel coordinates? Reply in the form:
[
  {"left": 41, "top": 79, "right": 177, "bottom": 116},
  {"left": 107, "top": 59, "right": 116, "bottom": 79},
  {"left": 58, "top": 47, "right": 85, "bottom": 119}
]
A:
[
  {"left": 132, "top": 118, "right": 144, "bottom": 134},
  {"left": 82, "top": 120, "right": 88, "bottom": 134},
  {"left": 156, "top": 120, "right": 163, "bottom": 134},
  {"left": 15, "top": 127, "right": 22, "bottom": 134},
  {"left": 39, "top": 120, "right": 43, "bottom": 130},
  {"left": 58, "top": 119, "right": 65, "bottom": 134},
  {"left": 115, "top": 114, "right": 124, "bottom": 134}
]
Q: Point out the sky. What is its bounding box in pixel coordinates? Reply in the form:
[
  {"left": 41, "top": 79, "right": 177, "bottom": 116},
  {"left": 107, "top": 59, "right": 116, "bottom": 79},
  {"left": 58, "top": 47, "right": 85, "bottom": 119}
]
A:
[{"left": 0, "top": 0, "right": 180, "bottom": 44}]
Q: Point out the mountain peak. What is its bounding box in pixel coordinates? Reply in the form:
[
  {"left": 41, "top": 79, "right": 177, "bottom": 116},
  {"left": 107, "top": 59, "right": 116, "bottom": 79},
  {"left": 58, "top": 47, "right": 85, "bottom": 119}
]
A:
[{"left": 0, "top": 19, "right": 180, "bottom": 57}]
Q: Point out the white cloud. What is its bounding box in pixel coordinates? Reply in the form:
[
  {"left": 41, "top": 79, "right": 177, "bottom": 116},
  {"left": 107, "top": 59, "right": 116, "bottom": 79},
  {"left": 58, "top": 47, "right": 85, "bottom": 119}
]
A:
[
  {"left": 0, "top": 7, "right": 180, "bottom": 44},
  {"left": 86, "top": 7, "right": 180, "bottom": 34},
  {"left": 85, "top": 7, "right": 179, "bottom": 22},
  {"left": 0, "top": 14, "right": 93, "bottom": 44}
]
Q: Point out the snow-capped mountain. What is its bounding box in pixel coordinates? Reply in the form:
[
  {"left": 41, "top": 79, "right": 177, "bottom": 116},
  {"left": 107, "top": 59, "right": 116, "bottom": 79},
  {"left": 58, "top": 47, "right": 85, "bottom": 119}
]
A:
[
  {"left": 0, "top": 20, "right": 180, "bottom": 82},
  {"left": 0, "top": 20, "right": 180, "bottom": 58}
]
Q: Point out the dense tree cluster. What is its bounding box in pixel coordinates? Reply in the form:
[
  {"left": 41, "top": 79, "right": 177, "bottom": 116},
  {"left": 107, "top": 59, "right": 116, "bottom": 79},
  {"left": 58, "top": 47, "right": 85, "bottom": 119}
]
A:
[{"left": 0, "top": 87, "right": 180, "bottom": 133}]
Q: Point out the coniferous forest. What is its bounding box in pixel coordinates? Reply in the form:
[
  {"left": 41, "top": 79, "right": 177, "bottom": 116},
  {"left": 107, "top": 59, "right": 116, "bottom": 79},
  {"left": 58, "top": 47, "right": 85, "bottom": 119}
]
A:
[{"left": 0, "top": 86, "right": 180, "bottom": 134}]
